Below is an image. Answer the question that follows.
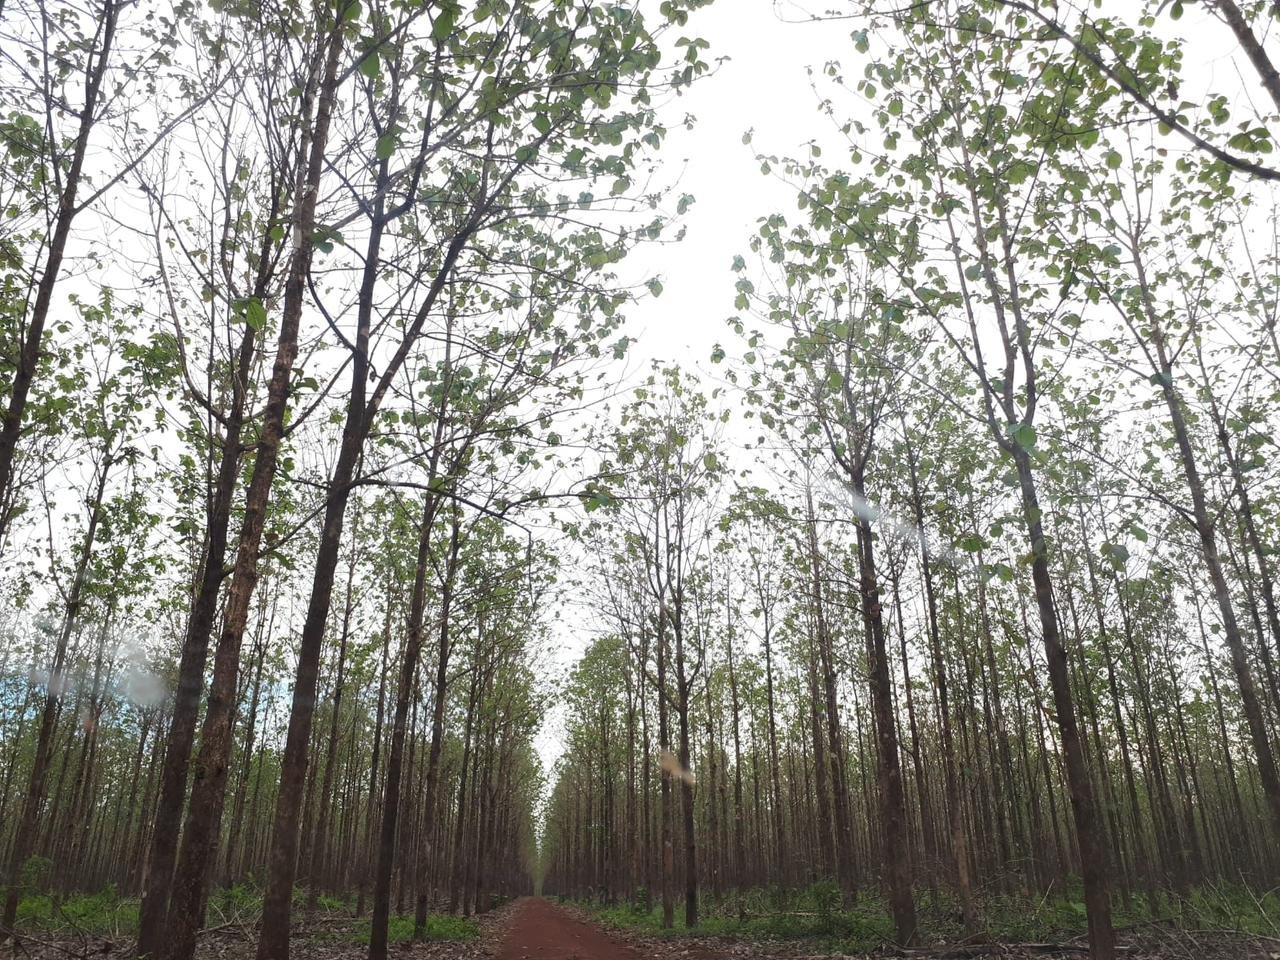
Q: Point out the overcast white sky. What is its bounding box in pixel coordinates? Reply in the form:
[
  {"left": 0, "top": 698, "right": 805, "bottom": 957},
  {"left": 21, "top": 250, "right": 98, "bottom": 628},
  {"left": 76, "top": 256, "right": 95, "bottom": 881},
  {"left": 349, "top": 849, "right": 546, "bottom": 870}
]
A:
[
  {"left": 530, "top": 1, "right": 864, "bottom": 770},
  {"left": 8, "top": 0, "right": 1252, "bottom": 777},
  {"left": 528, "top": 0, "right": 1255, "bottom": 771},
  {"left": 621, "top": 1, "right": 855, "bottom": 368}
]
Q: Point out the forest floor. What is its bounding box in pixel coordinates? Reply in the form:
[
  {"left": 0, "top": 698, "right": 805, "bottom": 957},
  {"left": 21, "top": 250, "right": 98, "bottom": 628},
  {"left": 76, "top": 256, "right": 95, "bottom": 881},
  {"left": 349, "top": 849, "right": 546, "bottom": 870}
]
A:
[
  {"left": 494, "top": 897, "right": 646, "bottom": 959},
  {"left": 7, "top": 897, "right": 1280, "bottom": 960},
  {"left": 499, "top": 899, "right": 1280, "bottom": 960}
]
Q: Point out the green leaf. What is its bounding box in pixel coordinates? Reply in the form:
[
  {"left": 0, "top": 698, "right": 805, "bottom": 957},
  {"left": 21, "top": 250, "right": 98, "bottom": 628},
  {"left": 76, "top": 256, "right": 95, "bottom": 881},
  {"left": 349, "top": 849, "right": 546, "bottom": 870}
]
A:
[
  {"left": 583, "top": 488, "right": 617, "bottom": 513},
  {"left": 375, "top": 133, "right": 396, "bottom": 160},
  {"left": 432, "top": 3, "right": 458, "bottom": 42},
  {"left": 1011, "top": 422, "right": 1037, "bottom": 450},
  {"left": 234, "top": 297, "right": 267, "bottom": 332},
  {"left": 1101, "top": 541, "right": 1130, "bottom": 566},
  {"left": 1105, "top": 149, "right": 1123, "bottom": 169},
  {"left": 989, "top": 562, "right": 1014, "bottom": 583}
]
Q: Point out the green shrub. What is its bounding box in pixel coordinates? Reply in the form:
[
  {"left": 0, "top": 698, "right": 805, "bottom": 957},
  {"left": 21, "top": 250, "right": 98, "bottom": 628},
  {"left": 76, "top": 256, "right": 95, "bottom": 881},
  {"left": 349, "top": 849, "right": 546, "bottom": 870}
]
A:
[
  {"left": 208, "top": 882, "right": 262, "bottom": 920},
  {"left": 419, "top": 914, "right": 480, "bottom": 941},
  {"left": 16, "top": 887, "right": 139, "bottom": 935},
  {"left": 314, "top": 893, "right": 347, "bottom": 913},
  {"left": 632, "top": 885, "right": 651, "bottom": 915},
  {"left": 808, "top": 878, "right": 842, "bottom": 932},
  {"left": 350, "top": 913, "right": 479, "bottom": 945}
]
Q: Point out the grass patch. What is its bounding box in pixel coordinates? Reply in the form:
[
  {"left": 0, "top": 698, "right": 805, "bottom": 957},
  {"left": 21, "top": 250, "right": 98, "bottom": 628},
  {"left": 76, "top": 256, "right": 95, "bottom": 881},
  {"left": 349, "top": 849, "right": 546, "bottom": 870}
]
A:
[
  {"left": 580, "top": 879, "right": 1280, "bottom": 951},
  {"left": 17, "top": 887, "right": 140, "bottom": 937},
  {"left": 16, "top": 883, "right": 365, "bottom": 940},
  {"left": 348, "top": 914, "right": 480, "bottom": 945},
  {"left": 585, "top": 882, "right": 894, "bottom": 948},
  {"left": 208, "top": 881, "right": 263, "bottom": 921}
]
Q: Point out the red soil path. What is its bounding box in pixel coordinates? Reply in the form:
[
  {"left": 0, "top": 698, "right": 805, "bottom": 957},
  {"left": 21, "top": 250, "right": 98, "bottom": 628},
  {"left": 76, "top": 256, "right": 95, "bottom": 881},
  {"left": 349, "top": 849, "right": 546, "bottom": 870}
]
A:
[{"left": 496, "top": 898, "right": 642, "bottom": 960}]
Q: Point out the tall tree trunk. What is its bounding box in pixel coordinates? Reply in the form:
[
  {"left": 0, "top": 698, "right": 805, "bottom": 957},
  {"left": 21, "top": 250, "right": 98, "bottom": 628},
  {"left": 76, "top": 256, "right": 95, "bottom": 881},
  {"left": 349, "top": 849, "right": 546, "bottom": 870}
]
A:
[
  {"left": 850, "top": 469, "right": 916, "bottom": 946},
  {"left": 704, "top": 685, "right": 721, "bottom": 900},
  {"left": 1014, "top": 447, "right": 1115, "bottom": 959},
  {"left": 905, "top": 436, "right": 978, "bottom": 930},
  {"left": 951, "top": 137, "right": 1116, "bottom": 956},
  {"left": 307, "top": 558, "right": 355, "bottom": 903},
  {"left": 675, "top": 632, "right": 697, "bottom": 928},
  {"left": 760, "top": 600, "right": 786, "bottom": 886},
  {"left": 805, "top": 631, "right": 833, "bottom": 882},
  {"left": 358, "top": 594, "right": 393, "bottom": 917},
  {"left": 803, "top": 490, "right": 855, "bottom": 901},
  {"left": 890, "top": 559, "right": 938, "bottom": 907},
  {"left": 162, "top": 11, "right": 349, "bottom": 956},
  {"left": 224, "top": 628, "right": 269, "bottom": 885},
  {"left": 257, "top": 113, "right": 381, "bottom": 960},
  {"left": 138, "top": 314, "right": 259, "bottom": 957},
  {"left": 1131, "top": 244, "right": 1280, "bottom": 840},
  {"left": 372, "top": 501, "right": 453, "bottom": 959},
  {"left": 449, "top": 654, "right": 483, "bottom": 913},
  {"left": 657, "top": 602, "right": 674, "bottom": 929},
  {"left": 1077, "top": 497, "right": 1157, "bottom": 910},
  {"left": 725, "top": 619, "right": 747, "bottom": 892}
]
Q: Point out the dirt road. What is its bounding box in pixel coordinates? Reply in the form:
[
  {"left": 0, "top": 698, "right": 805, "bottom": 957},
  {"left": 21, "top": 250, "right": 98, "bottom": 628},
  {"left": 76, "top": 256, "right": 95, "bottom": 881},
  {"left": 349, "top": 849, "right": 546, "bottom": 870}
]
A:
[{"left": 496, "top": 898, "right": 643, "bottom": 960}]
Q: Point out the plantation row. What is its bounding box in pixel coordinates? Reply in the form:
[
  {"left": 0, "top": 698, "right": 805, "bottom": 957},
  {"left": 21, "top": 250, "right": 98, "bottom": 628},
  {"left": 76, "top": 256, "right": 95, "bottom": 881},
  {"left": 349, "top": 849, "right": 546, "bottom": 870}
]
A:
[
  {"left": 541, "top": 3, "right": 1280, "bottom": 959},
  {"left": 0, "top": 0, "right": 711, "bottom": 956},
  {"left": 4, "top": 1, "right": 1280, "bottom": 960}
]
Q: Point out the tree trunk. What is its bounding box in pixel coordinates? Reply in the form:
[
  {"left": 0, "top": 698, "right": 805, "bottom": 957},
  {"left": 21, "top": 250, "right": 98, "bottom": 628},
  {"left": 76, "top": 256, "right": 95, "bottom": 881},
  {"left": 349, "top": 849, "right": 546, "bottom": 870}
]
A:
[
  {"left": 307, "top": 558, "right": 356, "bottom": 903},
  {"left": 1014, "top": 448, "right": 1115, "bottom": 960},
  {"left": 138, "top": 315, "right": 258, "bottom": 957},
  {"left": 1131, "top": 242, "right": 1280, "bottom": 841},
  {"left": 850, "top": 469, "right": 917, "bottom": 945},
  {"left": 657, "top": 602, "right": 674, "bottom": 929},
  {"left": 905, "top": 436, "right": 978, "bottom": 930},
  {"left": 372, "top": 501, "right": 453, "bottom": 959},
  {"left": 162, "top": 12, "right": 349, "bottom": 956}
]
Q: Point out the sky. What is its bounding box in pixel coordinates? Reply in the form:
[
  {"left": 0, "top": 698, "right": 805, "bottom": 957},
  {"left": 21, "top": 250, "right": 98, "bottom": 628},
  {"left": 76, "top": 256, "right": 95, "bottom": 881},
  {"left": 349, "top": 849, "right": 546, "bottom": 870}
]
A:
[
  {"left": 529, "top": 1, "right": 865, "bottom": 770},
  {"left": 0, "top": 0, "right": 860, "bottom": 762},
  {"left": 5, "top": 0, "right": 1254, "bottom": 778},
  {"left": 619, "top": 1, "right": 858, "bottom": 365},
  {"left": 526, "top": 0, "right": 1255, "bottom": 771}
]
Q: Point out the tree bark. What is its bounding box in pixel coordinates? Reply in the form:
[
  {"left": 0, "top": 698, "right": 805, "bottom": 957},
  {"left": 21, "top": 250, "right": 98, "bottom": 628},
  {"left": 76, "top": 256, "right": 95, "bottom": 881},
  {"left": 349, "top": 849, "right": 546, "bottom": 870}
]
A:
[
  {"left": 850, "top": 469, "right": 917, "bottom": 946},
  {"left": 162, "top": 11, "right": 349, "bottom": 956},
  {"left": 371, "top": 501, "right": 453, "bottom": 960}
]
